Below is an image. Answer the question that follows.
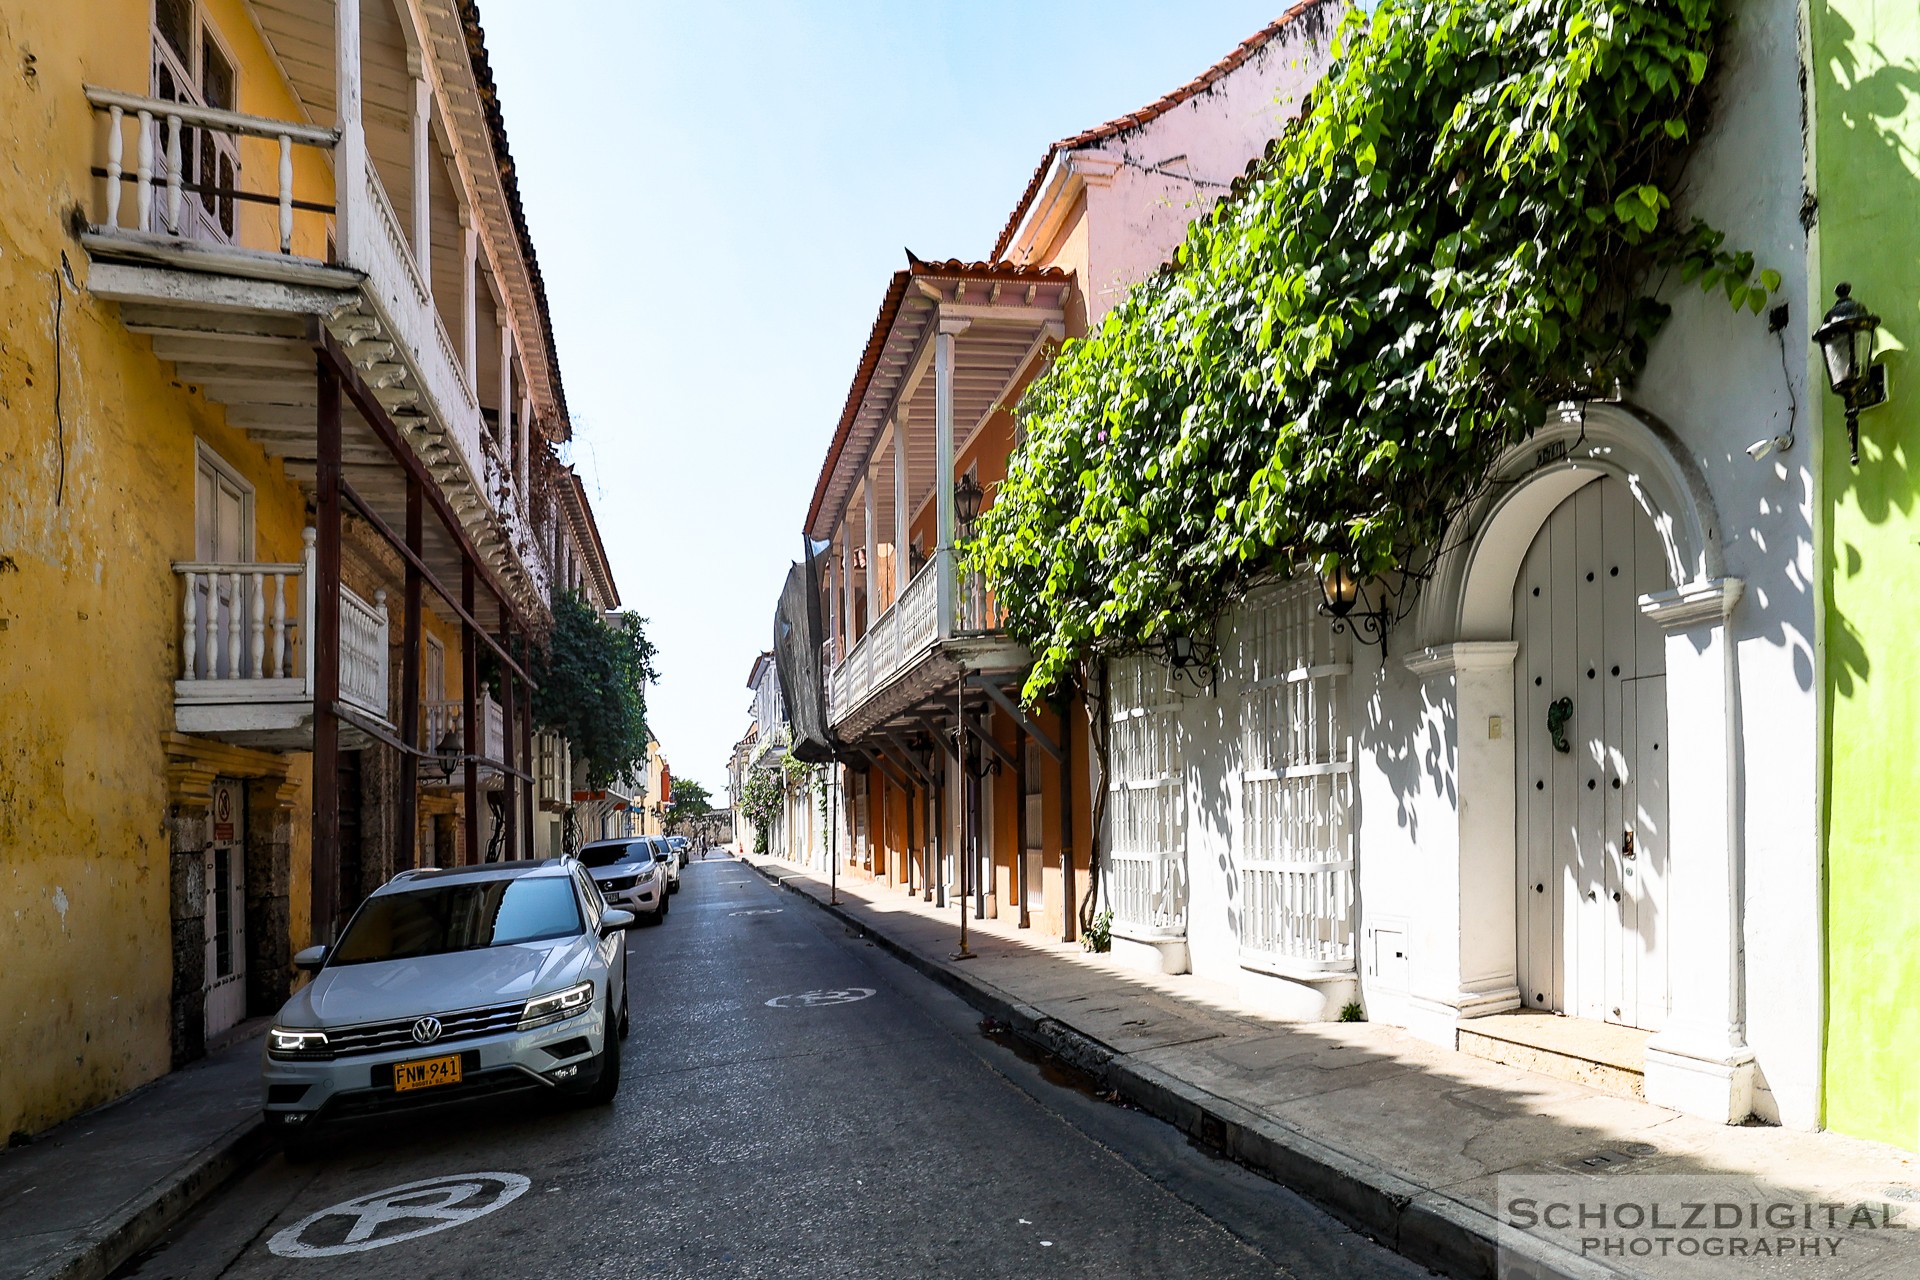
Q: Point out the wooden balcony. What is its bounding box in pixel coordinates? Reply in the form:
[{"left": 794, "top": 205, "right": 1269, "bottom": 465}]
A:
[
  {"left": 78, "top": 83, "right": 548, "bottom": 621},
  {"left": 825, "top": 549, "right": 1025, "bottom": 738},
  {"left": 173, "top": 529, "right": 392, "bottom": 749}
]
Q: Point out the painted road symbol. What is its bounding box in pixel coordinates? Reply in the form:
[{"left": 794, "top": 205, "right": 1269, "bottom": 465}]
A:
[
  {"left": 765, "top": 987, "right": 875, "bottom": 1009},
  {"left": 267, "top": 1172, "right": 530, "bottom": 1257},
  {"left": 730, "top": 908, "right": 783, "bottom": 917}
]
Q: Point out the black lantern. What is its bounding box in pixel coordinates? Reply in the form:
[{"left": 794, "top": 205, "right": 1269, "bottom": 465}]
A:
[
  {"left": 434, "top": 725, "right": 462, "bottom": 783},
  {"left": 1811, "top": 282, "right": 1888, "bottom": 465},
  {"left": 954, "top": 473, "right": 983, "bottom": 533},
  {"left": 1316, "top": 561, "right": 1389, "bottom": 648},
  {"left": 1319, "top": 562, "right": 1362, "bottom": 618}
]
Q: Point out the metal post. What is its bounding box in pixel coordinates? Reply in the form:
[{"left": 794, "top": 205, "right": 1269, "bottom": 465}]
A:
[
  {"left": 461, "top": 561, "right": 479, "bottom": 865},
  {"left": 311, "top": 360, "right": 343, "bottom": 943},
  {"left": 829, "top": 763, "right": 838, "bottom": 906},
  {"left": 396, "top": 477, "right": 422, "bottom": 870}
]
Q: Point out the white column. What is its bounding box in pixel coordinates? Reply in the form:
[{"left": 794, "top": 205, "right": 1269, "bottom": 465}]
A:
[
  {"left": 497, "top": 317, "right": 513, "bottom": 449},
  {"left": 333, "top": 0, "right": 364, "bottom": 263},
  {"left": 1399, "top": 641, "right": 1524, "bottom": 1044},
  {"left": 933, "top": 317, "right": 968, "bottom": 637},
  {"left": 841, "top": 524, "right": 855, "bottom": 646},
  {"left": 825, "top": 540, "right": 839, "bottom": 662},
  {"left": 460, "top": 210, "right": 477, "bottom": 387},
  {"left": 410, "top": 67, "right": 432, "bottom": 294},
  {"left": 1639, "top": 578, "right": 1755, "bottom": 1123},
  {"left": 864, "top": 468, "right": 879, "bottom": 613},
  {"left": 893, "top": 408, "right": 910, "bottom": 598}
]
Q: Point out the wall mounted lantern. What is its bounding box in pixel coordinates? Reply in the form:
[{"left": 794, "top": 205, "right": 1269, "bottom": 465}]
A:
[
  {"left": 954, "top": 473, "right": 984, "bottom": 535},
  {"left": 1812, "top": 282, "right": 1889, "bottom": 466},
  {"left": 1317, "top": 562, "right": 1389, "bottom": 648},
  {"left": 434, "top": 726, "right": 462, "bottom": 783}
]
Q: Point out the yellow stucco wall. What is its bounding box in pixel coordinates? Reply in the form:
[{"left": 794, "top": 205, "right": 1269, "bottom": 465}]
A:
[{"left": 0, "top": 0, "right": 325, "bottom": 1137}]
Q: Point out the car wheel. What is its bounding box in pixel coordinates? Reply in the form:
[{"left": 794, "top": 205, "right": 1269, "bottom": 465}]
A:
[
  {"left": 617, "top": 978, "right": 631, "bottom": 1041},
  {"left": 578, "top": 1023, "right": 621, "bottom": 1105},
  {"left": 660, "top": 890, "right": 671, "bottom": 917},
  {"left": 668, "top": 880, "right": 680, "bottom": 895}
]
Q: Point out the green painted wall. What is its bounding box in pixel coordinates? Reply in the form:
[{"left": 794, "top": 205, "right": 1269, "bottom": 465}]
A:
[{"left": 1814, "top": 0, "right": 1920, "bottom": 1148}]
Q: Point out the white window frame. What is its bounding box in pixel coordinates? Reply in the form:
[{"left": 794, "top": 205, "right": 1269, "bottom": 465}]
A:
[{"left": 1104, "top": 653, "right": 1187, "bottom": 939}]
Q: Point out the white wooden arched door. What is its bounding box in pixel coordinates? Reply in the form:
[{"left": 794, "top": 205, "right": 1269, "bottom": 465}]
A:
[{"left": 1512, "top": 476, "right": 1670, "bottom": 1030}]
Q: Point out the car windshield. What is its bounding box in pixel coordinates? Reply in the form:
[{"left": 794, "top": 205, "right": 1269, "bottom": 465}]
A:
[
  {"left": 329, "top": 877, "right": 582, "bottom": 965},
  {"left": 576, "top": 842, "right": 646, "bottom": 869}
]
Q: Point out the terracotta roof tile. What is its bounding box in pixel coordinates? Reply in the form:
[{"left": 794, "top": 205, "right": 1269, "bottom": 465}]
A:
[{"left": 990, "top": 0, "right": 1338, "bottom": 260}]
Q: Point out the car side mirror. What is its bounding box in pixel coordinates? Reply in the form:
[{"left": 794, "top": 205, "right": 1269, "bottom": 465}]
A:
[
  {"left": 600, "top": 908, "right": 635, "bottom": 935},
  {"left": 293, "top": 944, "right": 328, "bottom": 972}
]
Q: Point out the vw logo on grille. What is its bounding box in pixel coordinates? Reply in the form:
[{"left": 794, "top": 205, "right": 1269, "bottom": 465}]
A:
[{"left": 411, "top": 1016, "right": 443, "bottom": 1044}]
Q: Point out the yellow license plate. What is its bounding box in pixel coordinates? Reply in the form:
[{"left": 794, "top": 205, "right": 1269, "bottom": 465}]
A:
[{"left": 393, "top": 1054, "right": 462, "bottom": 1092}]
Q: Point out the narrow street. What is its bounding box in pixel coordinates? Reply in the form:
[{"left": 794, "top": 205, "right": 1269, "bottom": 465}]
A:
[{"left": 114, "top": 858, "right": 1428, "bottom": 1280}]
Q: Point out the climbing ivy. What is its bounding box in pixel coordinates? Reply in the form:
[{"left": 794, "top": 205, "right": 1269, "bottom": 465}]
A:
[
  {"left": 531, "top": 589, "right": 658, "bottom": 791},
  {"left": 976, "top": 0, "right": 1775, "bottom": 700},
  {"left": 738, "top": 764, "right": 785, "bottom": 855}
]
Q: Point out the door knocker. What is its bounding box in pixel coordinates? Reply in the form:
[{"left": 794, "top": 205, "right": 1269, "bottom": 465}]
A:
[{"left": 1546, "top": 698, "right": 1573, "bottom": 754}]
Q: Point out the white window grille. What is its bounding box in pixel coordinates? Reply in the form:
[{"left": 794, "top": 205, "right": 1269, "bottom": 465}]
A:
[
  {"left": 1105, "top": 654, "right": 1187, "bottom": 938},
  {"left": 1232, "top": 579, "right": 1356, "bottom": 975}
]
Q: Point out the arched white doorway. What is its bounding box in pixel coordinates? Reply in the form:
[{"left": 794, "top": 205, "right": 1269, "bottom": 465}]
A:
[
  {"left": 1509, "top": 475, "right": 1669, "bottom": 1031},
  {"left": 1404, "top": 402, "right": 1756, "bottom": 1122}
]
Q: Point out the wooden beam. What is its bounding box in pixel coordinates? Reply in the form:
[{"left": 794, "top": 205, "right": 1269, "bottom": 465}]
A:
[
  {"left": 312, "top": 359, "right": 343, "bottom": 942},
  {"left": 397, "top": 476, "right": 423, "bottom": 870},
  {"left": 969, "top": 675, "right": 1062, "bottom": 762}
]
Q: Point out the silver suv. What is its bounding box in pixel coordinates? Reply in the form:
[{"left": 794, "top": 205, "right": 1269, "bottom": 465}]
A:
[
  {"left": 576, "top": 837, "right": 668, "bottom": 922},
  {"left": 263, "top": 858, "right": 631, "bottom": 1132}
]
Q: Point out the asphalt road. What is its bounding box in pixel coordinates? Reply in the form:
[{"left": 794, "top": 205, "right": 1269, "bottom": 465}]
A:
[{"left": 115, "top": 857, "right": 1436, "bottom": 1280}]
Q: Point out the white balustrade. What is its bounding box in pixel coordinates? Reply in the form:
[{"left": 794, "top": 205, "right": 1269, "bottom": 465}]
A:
[
  {"left": 85, "top": 85, "right": 338, "bottom": 254},
  {"left": 174, "top": 539, "right": 310, "bottom": 684},
  {"left": 338, "top": 585, "right": 389, "bottom": 716},
  {"left": 1240, "top": 856, "right": 1356, "bottom": 971},
  {"left": 826, "top": 549, "right": 952, "bottom": 723},
  {"left": 173, "top": 528, "right": 392, "bottom": 725}
]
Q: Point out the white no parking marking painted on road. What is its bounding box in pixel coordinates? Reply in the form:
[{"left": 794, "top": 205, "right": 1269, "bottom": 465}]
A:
[
  {"left": 764, "top": 987, "right": 876, "bottom": 1009},
  {"left": 266, "top": 1172, "right": 530, "bottom": 1257}
]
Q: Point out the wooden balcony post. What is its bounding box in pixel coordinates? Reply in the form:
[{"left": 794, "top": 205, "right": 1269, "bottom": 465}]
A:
[
  {"left": 410, "top": 66, "right": 432, "bottom": 297},
  {"left": 500, "top": 623, "right": 519, "bottom": 861},
  {"left": 334, "top": 0, "right": 364, "bottom": 262},
  {"left": 397, "top": 477, "right": 423, "bottom": 870},
  {"left": 863, "top": 468, "right": 878, "bottom": 612},
  {"left": 933, "top": 317, "right": 968, "bottom": 637},
  {"left": 840, "top": 525, "right": 855, "bottom": 649},
  {"left": 893, "top": 408, "right": 910, "bottom": 601},
  {"left": 497, "top": 318, "right": 513, "bottom": 450},
  {"left": 461, "top": 208, "right": 477, "bottom": 386},
  {"left": 1016, "top": 729, "right": 1030, "bottom": 929},
  {"left": 312, "top": 360, "right": 343, "bottom": 943},
  {"left": 462, "top": 560, "right": 480, "bottom": 865},
  {"left": 520, "top": 654, "right": 535, "bottom": 858}
]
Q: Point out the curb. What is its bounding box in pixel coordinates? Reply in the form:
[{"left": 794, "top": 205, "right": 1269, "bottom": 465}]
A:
[
  {"left": 745, "top": 858, "right": 1610, "bottom": 1280},
  {"left": 26, "top": 1115, "right": 271, "bottom": 1280}
]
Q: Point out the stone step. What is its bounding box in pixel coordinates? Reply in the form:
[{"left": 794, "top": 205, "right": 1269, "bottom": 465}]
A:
[{"left": 1457, "top": 1010, "right": 1651, "bottom": 1100}]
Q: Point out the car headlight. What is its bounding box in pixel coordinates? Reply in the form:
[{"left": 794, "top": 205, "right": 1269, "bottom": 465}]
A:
[
  {"left": 518, "top": 981, "right": 596, "bottom": 1031},
  {"left": 268, "top": 1027, "right": 331, "bottom": 1059}
]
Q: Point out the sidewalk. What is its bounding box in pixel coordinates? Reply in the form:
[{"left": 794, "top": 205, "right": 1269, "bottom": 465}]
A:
[
  {"left": 741, "top": 853, "right": 1920, "bottom": 1280},
  {"left": 0, "top": 1029, "right": 269, "bottom": 1280}
]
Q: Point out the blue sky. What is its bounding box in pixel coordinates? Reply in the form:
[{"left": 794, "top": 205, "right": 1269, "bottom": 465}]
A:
[{"left": 483, "top": 1, "right": 1291, "bottom": 797}]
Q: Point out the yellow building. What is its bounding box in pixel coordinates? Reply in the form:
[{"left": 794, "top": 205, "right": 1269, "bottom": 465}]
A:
[{"left": 0, "top": 0, "right": 614, "bottom": 1139}]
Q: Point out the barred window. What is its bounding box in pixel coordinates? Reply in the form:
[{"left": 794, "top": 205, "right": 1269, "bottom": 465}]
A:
[
  {"left": 1230, "top": 580, "right": 1356, "bottom": 974},
  {"left": 1105, "top": 655, "right": 1187, "bottom": 937}
]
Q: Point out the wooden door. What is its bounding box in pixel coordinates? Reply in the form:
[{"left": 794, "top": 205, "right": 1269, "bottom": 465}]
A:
[
  {"left": 1513, "top": 476, "right": 1670, "bottom": 1029},
  {"left": 202, "top": 779, "right": 246, "bottom": 1039},
  {"left": 193, "top": 450, "right": 251, "bottom": 678}
]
